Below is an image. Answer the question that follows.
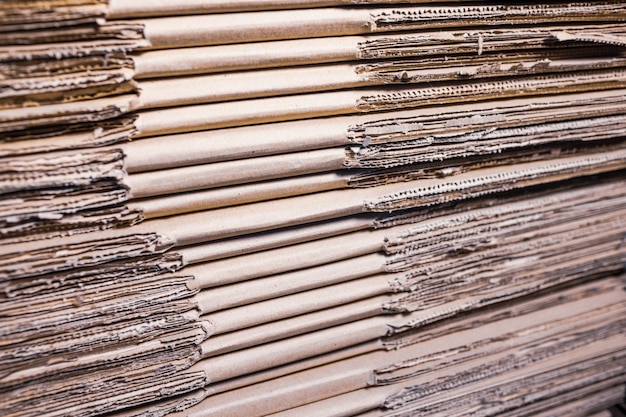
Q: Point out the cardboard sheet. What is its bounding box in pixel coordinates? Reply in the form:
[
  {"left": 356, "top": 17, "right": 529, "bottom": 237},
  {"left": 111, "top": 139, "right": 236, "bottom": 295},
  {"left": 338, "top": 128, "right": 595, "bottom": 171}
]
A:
[
  {"left": 121, "top": 89, "right": 626, "bottom": 172},
  {"left": 165, "top": 278, "right": 626, "bottom": 417},
  {"left": 131, "top": 24, "right": 626, "bottom": 78},
  {"left": 132, "top": 69, "right": 626, "bottom": 138},
  {"left": 135, "top": 4, "right": 626, "bottom": 50}
]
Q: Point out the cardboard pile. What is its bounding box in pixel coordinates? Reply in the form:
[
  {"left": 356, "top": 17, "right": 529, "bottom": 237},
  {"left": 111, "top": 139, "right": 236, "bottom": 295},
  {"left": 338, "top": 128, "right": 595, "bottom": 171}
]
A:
[{"left": 2, "top": 1, "right": 626, "bottom": 416}]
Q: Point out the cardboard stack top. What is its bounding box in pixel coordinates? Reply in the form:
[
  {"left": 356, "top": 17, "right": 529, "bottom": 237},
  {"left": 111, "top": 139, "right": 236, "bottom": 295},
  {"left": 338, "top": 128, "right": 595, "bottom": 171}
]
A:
[{"left": 2, "top": 1, "right": 626, "bottom": 416}]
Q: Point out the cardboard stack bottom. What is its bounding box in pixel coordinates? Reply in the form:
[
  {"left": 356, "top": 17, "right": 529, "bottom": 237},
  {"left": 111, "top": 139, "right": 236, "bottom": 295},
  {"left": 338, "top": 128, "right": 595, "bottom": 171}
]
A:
[{"left": 2, "top": 1, "right": 626, "bottom": 416}]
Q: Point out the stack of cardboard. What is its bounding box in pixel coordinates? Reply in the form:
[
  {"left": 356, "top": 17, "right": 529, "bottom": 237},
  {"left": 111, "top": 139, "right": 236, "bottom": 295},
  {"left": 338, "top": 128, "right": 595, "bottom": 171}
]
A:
[{"left": 2, "top": 1, "right": 626, "bottom": 416}]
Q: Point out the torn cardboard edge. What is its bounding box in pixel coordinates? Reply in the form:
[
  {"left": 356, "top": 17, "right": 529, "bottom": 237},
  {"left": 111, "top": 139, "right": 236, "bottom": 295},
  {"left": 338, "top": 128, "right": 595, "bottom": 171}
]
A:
[
  {"left": 495, "top": 382, "right": 626, "bottom": 417},
  {"left": 0, "top": 115, "right": 137, "bottom": 157},
  {"left": 0, "top": 1, "right": 107, "bottom": 31},
  {"left": 130, "top": 54, "right": 626, "bottom": 111}
]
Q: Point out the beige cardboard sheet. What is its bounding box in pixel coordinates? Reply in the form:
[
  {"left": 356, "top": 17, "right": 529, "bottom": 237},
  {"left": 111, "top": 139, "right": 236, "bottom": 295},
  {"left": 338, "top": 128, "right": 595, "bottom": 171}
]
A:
[
  {"left": 107, "top": 0, "right": 495, "bottom": 18},
  {"left": 135, "top": 4, "right": 626, "bottom": 50},
  {"left": 121, "top": 89, "right": 626, "bottom": 172},
  {"left": 132, "top": 69, "right": 626, "bottom": 138},
  {"left": 170, "top": 279, "right": 626, "bottom": 416},
  {"left": 5, "top": 148, "right": 626, "bottom": 281},
  {"left": 133, "top": 55, "right": 626, "bottom": 110},
  {"left": 131, "top": 24, "right": 626, "bottom": 78}
]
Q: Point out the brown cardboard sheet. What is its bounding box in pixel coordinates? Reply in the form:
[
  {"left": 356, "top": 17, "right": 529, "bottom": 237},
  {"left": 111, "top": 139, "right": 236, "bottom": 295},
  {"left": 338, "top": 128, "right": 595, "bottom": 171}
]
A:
[
  {"left": 124, "top": 140, "right": 626, "bottom": 218},
  {"left": 135, "top": 4, "right": 626, "bottom": 50},
  {"left": 106, "top": 0, "right": 496, "bottom": 18},
  {"left": 178, "top": 214, "right": 373, "bottom": 263},
  {"left": 133, "top": 55, "right": 626, "bottom": 110},
  {"left": 121, "top": 89, "right": 626, "bottom": 173},
  {"left": 5, "top": 149, "right": 626, "bottom": 281},
  {"left": 165, "top": 279, "right": 626, "bottom": 417},
  {"left": 132, "top": 69, "right": 626, "bottom": 138},
  {"left": 129, "top": 172, "right": 351, "bottom": 219},
  {"left": 123, "top": 148, "right": 348, "bottom": 199},
  {"left": 0, "top": 116, "right": 137, "bottom": 157},
  {"left": 130, "top": 24, "right": 626, "bottom": 78}
]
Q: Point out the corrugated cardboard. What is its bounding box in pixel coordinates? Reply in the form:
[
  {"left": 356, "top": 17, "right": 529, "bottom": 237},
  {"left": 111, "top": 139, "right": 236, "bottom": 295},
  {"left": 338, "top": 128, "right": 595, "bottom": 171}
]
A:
[
  {"left": 131, "top": 25, "right": 626, "bottom": 78},
  {"left": 163, "top": 278, "right": 626, "bottom": 416},
  {"left": 135, "top": 4, "right": 626, "bottom": 49}
]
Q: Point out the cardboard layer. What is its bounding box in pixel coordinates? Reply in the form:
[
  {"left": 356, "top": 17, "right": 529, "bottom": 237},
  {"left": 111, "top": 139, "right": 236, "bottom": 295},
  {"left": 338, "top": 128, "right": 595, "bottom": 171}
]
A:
[
  {"left": 0, "top": 115, "right": 136, "bottom": 158},
  {"left": 133, "top": 55, "right": 626, "bottom": 110},
  {"left": 124, "top": 139, "right": 626, "bottom": 219},
  {"left": 129, "top": 172, "right": 352, "bottom": 219},
  {"left": 168, "top": 279, "right": 626, "bottom": 417},
  {"left": 121, "top": 89, "right": 626, "bottom": 172},
  {"left": 124, "top": 148, "right": 347, "bottom": 199},
  {"left": 132, "top": 69, "right": 626, "bottom": 138},
  {"left": 136, "top": 4, "right": 626, "bottom": 50},
  {"left": 1, "top": 63, "right": 135, "bottom": 109},
  {"left": 107, "top": 0, "right": 496, "bottom": 18},
  {"left": 131, "top": 24, "right": 626, "bottom": 78},
  {"left": 494, "top": 383, "right": 626, "bottom": 417},
  {"left": 144, "top": 148, "right": 626, "bottom": 247},
  {"left": 0, "top": 94, "right": 136, "bottom": 133},
  {"left": 0, "top": 1, "right": 106, "bottom": 32},
  {"left": 5, "top": 149, "right": 625, "bottom": 281},
  {"left": 188, "top": 179, "right": 626, "bottom": 309}
]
